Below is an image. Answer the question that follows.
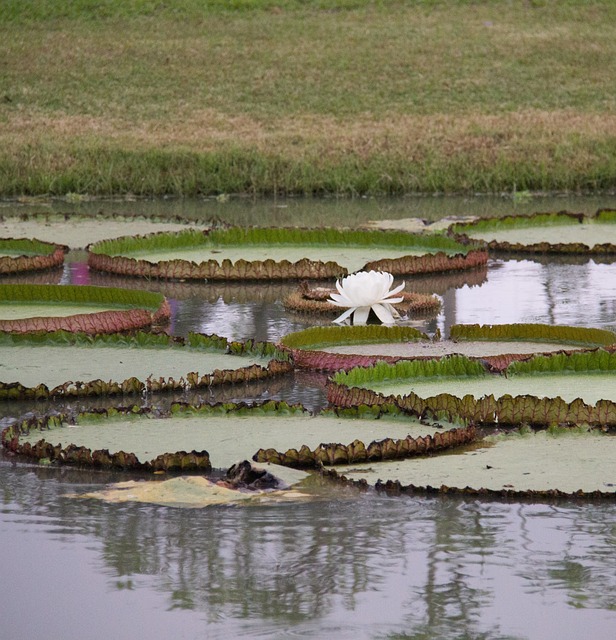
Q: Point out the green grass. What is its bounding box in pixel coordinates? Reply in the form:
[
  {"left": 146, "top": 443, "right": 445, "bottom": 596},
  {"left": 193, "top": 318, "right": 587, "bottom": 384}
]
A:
[{"left": 2, "top": 1, "right": 616, "bottom": 196}]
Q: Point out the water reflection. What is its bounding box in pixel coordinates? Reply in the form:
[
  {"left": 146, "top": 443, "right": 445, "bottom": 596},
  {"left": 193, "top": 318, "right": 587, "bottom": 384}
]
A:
[
  {"left": 450, "top": 259, "right": 616, "bottom": 333},
  {"left": 3, "top": 199, "right": 616, "bottom": 638},
  {"left": 89, "top": 256, "right": 616, "bottom": 340},
  {"left": 4, "top": 192, "right": 616, "bottom": 227},
  {"left": 1, "top": 460, "right": 614, "bottom": 639}
]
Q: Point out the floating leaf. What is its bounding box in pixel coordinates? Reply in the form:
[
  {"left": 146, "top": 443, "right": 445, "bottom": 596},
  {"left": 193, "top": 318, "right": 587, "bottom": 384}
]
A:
[
  {"left": 0, "top": 331, "right": 291, "bottom": 400},
  {"left": 0, "top": 283, "right": 170, "bottom": 333},
  {"left": 449, "top": 209, "right": 616, "bottom": 254},
  {"left": 88, "top": 227, "right": 487, "bottom": 280},
  {"left": 0, "top": 237, "right": 66, "bottom": 274}
]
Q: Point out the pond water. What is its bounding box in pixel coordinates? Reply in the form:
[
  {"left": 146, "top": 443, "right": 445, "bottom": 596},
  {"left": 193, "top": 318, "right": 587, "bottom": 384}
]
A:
[{"left": 2, "top": 195, "right": 616, "bottom": 639}]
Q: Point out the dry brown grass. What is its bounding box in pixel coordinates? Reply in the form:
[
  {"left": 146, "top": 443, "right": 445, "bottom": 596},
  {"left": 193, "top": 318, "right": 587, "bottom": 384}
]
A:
[{"left": 3, "top": 109, "right": 615, "bottom": 164}]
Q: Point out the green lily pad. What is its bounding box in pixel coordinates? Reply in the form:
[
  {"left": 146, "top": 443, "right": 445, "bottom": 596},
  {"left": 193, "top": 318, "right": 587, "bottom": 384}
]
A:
[
  {"left": 0, "top": 332, "right": 291, "bottom": 400},
  {"left": 2, "top": 401, "right": 466, "bottom": 472},
  {"left": 449, "top": 209, "right": 616, "bottom": 253},
  {"left": 280, "top": 323, "right": 615, "bottom": 372},
  {"left": 0, "top": 237, "right": 66, "bottom": 273},
  {"left": 334, "top": 428, "right": 616, "bottom": 497},
  {"left": 0, "top": 211, "right": 208, "bottom": 249},
  {"left": 329, "top": 347, "right": 616, "bottom": 428},
  {"left": 88, "top": 227, "right": 487, "bottom": 280},
  {"left": 0, "top": 284, "right": 170, "bottom": 333}
]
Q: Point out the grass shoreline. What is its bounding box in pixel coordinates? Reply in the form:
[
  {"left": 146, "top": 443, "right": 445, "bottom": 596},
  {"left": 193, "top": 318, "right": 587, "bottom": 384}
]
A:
[{"left": 2, "top": 1, "right": 616, "bottom": 197}]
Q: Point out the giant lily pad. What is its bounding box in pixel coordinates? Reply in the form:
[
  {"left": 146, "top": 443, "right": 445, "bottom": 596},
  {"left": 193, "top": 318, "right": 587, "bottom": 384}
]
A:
[
  {"left": 87, "top": 227, "right": 488, "bottom": 280},
  {"left": 328, "top": 347, "right": 616, "bottom": 428},
  {"left": 0, "top": 237, "right": 66, "bottom": 273},
  {"left": 332, "top": 427, "right": 616, "bottom": 498},
  {"left": 1, "top": 401, "right": 467, "bottom": 472},
  {"left": 0, "top": 211, "right": 208, "bottom": 249},
  {"left": 0, "top": 332, "right": 292, "bottom": 400},
  {"left": 4, "top": 401, "right": 611, "bottom": 500},
  {"left": 0, "top": 284, "right": 170, "bottom": 333},
  {"left": 449, "top": 209, "right": 616, "bottom": 254},
  {"left": 280, "top": 323, "right": 615, "bottom": 372}
]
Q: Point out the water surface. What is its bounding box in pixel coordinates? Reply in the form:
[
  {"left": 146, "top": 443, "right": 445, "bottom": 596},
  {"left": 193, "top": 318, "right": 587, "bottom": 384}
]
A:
[{"left": 2, "top": 195, "right": 616, "bottom": 639}]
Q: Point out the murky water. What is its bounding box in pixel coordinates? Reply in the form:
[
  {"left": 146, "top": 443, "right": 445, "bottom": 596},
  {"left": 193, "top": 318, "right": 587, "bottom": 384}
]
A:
[{"left": 2, "top": 196, "right": 616, "bottom": 639}]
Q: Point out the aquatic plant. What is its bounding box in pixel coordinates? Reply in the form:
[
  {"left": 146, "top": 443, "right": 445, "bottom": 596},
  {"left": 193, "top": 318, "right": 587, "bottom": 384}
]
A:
[
  {"left": 450, "top": 323, "right": 616, "bottom": 350},
  {"left": 87, "top": 227, "right": 488, "bottom": 280},
  {"left": 283, "top": 280, "right": 440, "bottom": 318},
  {"left": 449, "top": 208, "right": 616, "bottom": 254},
  {"left": 0, "top": 283, "right": 170, "bottom": 333},
  {"left": 1, "top": 400, "right": 464, "bottom": 472},
  {"left": 328, "top": 347, "right": 616, "bottom": 429},
  {"left": 279, "top": 325, "right": 431, "bottom": 371},
  {"left": 279, "top": 322, "right": 614, "bottom": 373},
  {"left": 0, "top": 237, "right": 66, "bottom": 273},
  {"left": 0, "top": 331, "right": 292, "bottom": 400},
  {"left": 329, "top": 270, "right": 405, "bottom": 325}
]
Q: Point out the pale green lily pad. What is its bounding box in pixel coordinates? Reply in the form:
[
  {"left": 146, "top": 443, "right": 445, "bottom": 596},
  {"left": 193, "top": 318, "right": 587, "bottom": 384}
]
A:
[
  {"left": 322, "top": 340, "right": 586, "bottom": 359},
  {"left": 449, "top": 209, "right": 616, "bottom": 252},
  {"left": 466, "top": 224, "right": 616, "bottom": 246},
  {"left": 329, "top": 349, "right": 616, "bottom": 427},
  {"left": 0, "top": 303, "right": 132, "bottom": 320},
  {"left": 0, "top": 284, "right": 170, "bottom": 333},
  {"left": 335, "top": 429, "right": 616, "bottom": 494},
  {"left": 0, "top": 212, "right": 207, "bottom": 249},
  {"left": 365, "top": 371, "right": 616, "bottom": 406},
  {"left": 125, "top": 245, "right": 434, "bottom": 273},
  {"left": 281, "top": 323, "right": 614, "bottom": 372},
  {"left": 18, "top": 412, "right": 444, "bottom": 469},
  {"left": 0, "top": 345, "right": 268, "bottom": 390},
  {"left": 88, "top": 227, "right": 486, "bottom": 280},
  {"left": 0, "top": 332, "right": 288, "bottom": 399}
]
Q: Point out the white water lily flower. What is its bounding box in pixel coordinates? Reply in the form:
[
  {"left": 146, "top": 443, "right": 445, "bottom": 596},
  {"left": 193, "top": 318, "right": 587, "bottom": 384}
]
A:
[{"left": 329, "top": 270, "right": 405, "bottom": 325}]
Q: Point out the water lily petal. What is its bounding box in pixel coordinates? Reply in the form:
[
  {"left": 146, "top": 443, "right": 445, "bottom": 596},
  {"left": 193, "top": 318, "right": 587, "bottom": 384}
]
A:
[
  {"left": 371, "top": 303, "right": 397, "bottom": 324},
  {"left": 333, "top": 307, "right": 356, "bottom": 324},
  {"left": 329, "top": 292, "right": 352, "bottom": 307},
  {"left": 328, "top": 271, "right": 403, "bottom": 325},
  {"left": 379, "top": 296, "right": 404, "bottom": 305},
  {"left": 352, "top": 306, "right": 371, "bottom": 326},
  {"left": 383, "top": 281, "right": 406, "bottom": 299}
]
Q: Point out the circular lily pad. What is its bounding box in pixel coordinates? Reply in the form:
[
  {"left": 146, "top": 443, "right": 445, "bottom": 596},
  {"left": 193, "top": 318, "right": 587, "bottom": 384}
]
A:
[
  {"left": 280, "top": 323, "right": 616, "bottom": 372},
  {"left": 332, "top": 427, "right": 616, "bottom": 498},
  {"left": 87, "top": 227, "right": 488, "bottom": 281},
  {"left": 0, "top": 237, "right": 66, "bottom": 273},
  {"left": 0, "top": 211, "right": 208, "bottom": 249},
  {"left": 328, "top": 346, "right": 616, "bottom": 428},
  {"left": 449, "top": 209, "right": 616, "bottom": 254},
  {"left": 2, "top": 401, "right": 467, "bottom": 472},
  {"left": 0, "top": 332, "right": 292, "bottom": 400},
  {"left": 279, "top": 325, "right": 432, "bottom": 371},
  {"left": 0, "top": 284, "right": 170, "bottom": 333}
]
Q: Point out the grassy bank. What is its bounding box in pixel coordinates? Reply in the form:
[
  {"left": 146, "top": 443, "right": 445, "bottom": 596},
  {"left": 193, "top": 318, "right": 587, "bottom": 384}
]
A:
[{"left": 1, "top": 1, "right": 616, "bottom": 196}]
